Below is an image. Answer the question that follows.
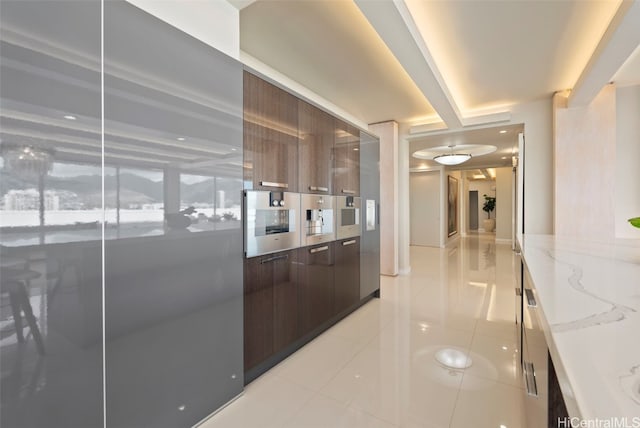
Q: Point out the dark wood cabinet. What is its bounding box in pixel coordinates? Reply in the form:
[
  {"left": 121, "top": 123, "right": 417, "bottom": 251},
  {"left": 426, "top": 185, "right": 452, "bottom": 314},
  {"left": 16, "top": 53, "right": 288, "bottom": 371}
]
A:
[
  {"left": 243, "top": 71, "right": 298, "bottom": 192},
  {"left": 244, "top": 249, "right": 299, "bottom": 371},
  {"left": 298, "top": 101, "right": 334, "bottom": 194},
  {"left": 333, "top": 119, "right": 360, "bottom": 196},
  {"left": 334, "top": 237, "right": 360, "bottom": 315},
  {"left": 298, "top": 243, "right": 335, "bottom": 336}
]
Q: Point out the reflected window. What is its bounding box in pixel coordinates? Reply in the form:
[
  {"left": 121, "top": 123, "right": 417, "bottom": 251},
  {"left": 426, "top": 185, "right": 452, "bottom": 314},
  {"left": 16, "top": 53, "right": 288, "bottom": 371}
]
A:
[
  {"left": 179, "top": 173, "right": 241, "bottom": 232},
  {"left": 0, "top": 157, "right": 104, "bottom": 245},
  {"left": 104, "top": 166, "right": 164, "bottom": 239}
]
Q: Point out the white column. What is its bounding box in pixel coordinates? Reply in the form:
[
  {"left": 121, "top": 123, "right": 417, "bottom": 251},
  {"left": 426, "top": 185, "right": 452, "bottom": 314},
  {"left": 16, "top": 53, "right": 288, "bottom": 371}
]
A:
[
  {"left": 369, "top": 121, "right": 399, "bottom": 276},
  {"left": 398, "top": 137, "right": 411, "bottom": 275}
]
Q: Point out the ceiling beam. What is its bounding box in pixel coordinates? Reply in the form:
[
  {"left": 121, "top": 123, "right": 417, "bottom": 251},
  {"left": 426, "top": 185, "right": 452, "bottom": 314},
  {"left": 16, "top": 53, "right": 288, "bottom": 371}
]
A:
[
  {"left": 568, "top": 0, "right": 640, "bottom": 107},
  {"left": 355, "top": 0, "right": 463, "bottom": 129}
]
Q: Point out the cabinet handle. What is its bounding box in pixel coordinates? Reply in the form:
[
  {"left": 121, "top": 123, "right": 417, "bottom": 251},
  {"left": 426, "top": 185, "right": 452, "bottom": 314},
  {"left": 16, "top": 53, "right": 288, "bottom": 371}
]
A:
[
  {"left": 525, "top": 288, "right": 537, "bottom": 307},
  {"left": 310, "top": 246, "right": 329, "bottom": 254},
  {"left": 260, "top": 254, "right": 289, "bottom": 264},
  {"left": 260, "top": 181, "right": 288, "bottom": 189},
  {"left": 309, "top": 186, "right": 329, "bottom": 192},
  {"left": 523, "top": 361, "right": 538, "bottom": 397},
  {"left": 515, "top": 287, "right": 522, "bottom": 297},
  {"left": 342, "top": 239, "right": 357, "bottom": 246},
  {"left": 341, "top": 189, "right": 355, "bottom": 195}
]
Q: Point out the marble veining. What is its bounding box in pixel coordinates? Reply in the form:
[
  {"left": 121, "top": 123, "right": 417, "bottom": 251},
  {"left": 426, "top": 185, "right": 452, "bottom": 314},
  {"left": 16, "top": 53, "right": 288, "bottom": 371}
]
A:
[
  {"left": 618, "top": 363, "right": 640, "bottom": 406},
  {"left": 542, "top": 249, "right": 636, "bottom": 333},
  {"left": 520, "top": 234, "right": 640, "bottom": 420}
]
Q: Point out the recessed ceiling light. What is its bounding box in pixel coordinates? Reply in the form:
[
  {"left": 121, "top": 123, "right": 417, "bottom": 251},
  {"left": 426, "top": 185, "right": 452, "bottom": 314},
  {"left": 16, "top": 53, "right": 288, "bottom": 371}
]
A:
[
  {"left": 353, "top": 148, "right": 359, "bottom": 151},
  {"left": 231, "top": 148, "right": 237, "bottom": 151},
  {"left": 502, "top": 346, "right": 508, "bottom": 350},
  {"left": 177, "top": 137, "right": 186, "bottom": 141},
  {"left": 501, "top": 156, "right": 507, "bottom": 160},
  {"left": 63, "top": 115, "right": 77, "bottom": 120},
  {"left": 499, "top": 130, "right": 507, "bottom": 134}
]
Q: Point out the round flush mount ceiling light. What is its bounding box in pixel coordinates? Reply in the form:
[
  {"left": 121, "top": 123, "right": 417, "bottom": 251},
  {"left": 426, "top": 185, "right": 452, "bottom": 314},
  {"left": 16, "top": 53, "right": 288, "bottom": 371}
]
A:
[
  {"left": 434, "top": 348, "right": 473, "bottom": 369},
  {"left": 413, "top": 144, "right": 496, "bottom": 166},
  {"left": 433, "top": 153, "right": 471, "bottom": 166}
]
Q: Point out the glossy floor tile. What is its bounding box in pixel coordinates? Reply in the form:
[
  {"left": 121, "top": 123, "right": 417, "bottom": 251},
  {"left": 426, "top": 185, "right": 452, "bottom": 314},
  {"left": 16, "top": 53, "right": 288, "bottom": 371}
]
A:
[{"left": 201, "top": 235, "right": 525, "bottom": 428}]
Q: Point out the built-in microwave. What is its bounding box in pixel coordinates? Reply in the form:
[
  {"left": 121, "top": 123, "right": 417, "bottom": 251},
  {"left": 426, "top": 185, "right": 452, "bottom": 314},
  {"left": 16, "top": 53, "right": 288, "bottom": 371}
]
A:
[
  {"left": 244, "top": 190, "right": 301, "bottom": 258},
  {"left": 301, "top": 193, "right": 335, "bottom": 246},
  {"left": 336, "top": 195, "right": 361, "bottom": 239}
]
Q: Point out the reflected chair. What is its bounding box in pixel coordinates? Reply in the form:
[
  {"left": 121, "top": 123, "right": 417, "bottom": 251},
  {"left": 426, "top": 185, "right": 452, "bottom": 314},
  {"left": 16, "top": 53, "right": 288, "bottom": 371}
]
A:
[{"left": 1, "top": 267, "right": 46, "bottom": 355}]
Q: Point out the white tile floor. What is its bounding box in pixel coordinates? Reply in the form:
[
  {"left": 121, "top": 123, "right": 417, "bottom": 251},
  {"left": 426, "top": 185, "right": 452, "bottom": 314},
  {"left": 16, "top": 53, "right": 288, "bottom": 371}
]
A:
[{"left": 201, "top": 235, "right": 526, "bottom": 428}]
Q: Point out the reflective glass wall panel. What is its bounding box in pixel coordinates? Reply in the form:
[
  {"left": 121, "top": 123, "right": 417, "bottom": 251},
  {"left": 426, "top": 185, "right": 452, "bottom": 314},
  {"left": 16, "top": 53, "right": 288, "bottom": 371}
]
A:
[
  {"left": 103, "top": 3, "right": 243, "bottom": 427},
  {"left": 0, "top": 1, "right": 104, "bottom": 427},
  {"left": 1, "top": 2, "right": 243, "bottom": 427}
]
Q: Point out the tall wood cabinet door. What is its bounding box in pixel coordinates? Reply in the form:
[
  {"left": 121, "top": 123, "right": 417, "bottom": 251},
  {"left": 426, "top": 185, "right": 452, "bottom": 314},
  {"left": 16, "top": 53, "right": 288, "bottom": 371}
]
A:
[
  {"left": 334, "top": 237, "right": 360, "bottom": 315},
  {"left": 244, "top": 71, "right": 298, "bottom": 192},
  {"left": 243, "top": 256, "right": 275, "bottom": 371},
  {"left": 272, "top": 250, "right": 300, "bottom": 353},
  {"left": 298, "top": 243, "right": 335, "bottom": 336},
  {"left": 334, "top": 119, "right": 360, "bottom": 196},
  {"left": 298, "top": 101, "right": 334, "bottom": 194}
]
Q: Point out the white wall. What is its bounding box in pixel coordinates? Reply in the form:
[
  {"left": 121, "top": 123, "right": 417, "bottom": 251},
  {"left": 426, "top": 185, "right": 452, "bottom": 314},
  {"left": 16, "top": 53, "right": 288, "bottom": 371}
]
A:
[
  {"left": 495, "top": 167, "right": 513, "bottom": 241},
  {"left": 511, "top": 98, "right": 554, "bottom": 235},
  {"left": 126, "top": 0, "right": 239, "bottom": 59},
  {"left": 410, "top": 171, "right": 440, "bottom": 247},
  {"left": 615, "top": 85, "right": 640, "bottom": 239}
]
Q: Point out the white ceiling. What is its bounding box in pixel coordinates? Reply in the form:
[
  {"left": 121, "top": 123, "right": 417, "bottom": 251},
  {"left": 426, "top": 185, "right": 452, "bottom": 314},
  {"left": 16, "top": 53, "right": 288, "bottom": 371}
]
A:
[
  {"left": 238, "top": 0, "right": 639, "bottom": 130},
  {"left": 409, "top": 124, "right": 523, "bottom": 171},
  {"left": 239, "top": 0, "right": 435, "bottom": 124}
]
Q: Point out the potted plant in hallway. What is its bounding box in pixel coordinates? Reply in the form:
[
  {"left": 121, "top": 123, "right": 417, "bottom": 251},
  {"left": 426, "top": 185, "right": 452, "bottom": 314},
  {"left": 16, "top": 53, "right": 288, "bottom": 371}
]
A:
[{"left": 482, "top": 194, "right": 496, "bottom": 232}]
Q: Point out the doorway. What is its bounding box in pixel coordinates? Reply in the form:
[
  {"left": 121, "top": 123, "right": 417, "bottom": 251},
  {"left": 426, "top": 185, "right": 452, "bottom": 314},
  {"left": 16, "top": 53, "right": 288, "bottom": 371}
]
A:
[{"left": 469, "top": 190, "right": 479, "bottom": 230}]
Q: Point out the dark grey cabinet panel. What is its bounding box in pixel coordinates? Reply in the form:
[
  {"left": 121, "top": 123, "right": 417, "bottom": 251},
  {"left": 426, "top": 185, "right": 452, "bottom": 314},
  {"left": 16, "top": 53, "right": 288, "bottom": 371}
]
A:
[
  {"left": 0, "top": 1, "right": 104, "bottom": 427},
  {"left": 359, "top": 132, "right": 380, "bottom": 299},
  {"left": 103, "top": 3, "right": 243, "bottom": 428},
  {"left": 298, "top": 243, "right": 335, "bottom": 336}
]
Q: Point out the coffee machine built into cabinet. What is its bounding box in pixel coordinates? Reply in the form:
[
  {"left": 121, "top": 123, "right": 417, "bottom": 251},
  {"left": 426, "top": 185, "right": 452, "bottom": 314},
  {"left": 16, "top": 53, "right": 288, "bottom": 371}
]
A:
[{"left": 301, "top": 193, "right": 335, "bottom": 246}]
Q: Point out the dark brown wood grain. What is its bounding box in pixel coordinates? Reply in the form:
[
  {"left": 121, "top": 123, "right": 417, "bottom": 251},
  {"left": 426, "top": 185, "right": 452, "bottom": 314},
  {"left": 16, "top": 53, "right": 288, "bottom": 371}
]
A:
[
  {"left": 298, "top": 100, "right": 334, "bottom": 194},
  {"left": 243, "top": 71, "right": 298, "bottom": 192},
  {"left": 298, "top": 243, "right": 335, "bottom": 336},
  {"left": 273, "top": 249, "right": 300, "bottom": 353},
  {"left": 333, "top": 119, "right": 360, "bottom": 196},
  {"left": 243, "top": 255, "right": 275, "bottom": 370},
  {"left": 333, "top": 237, "right": 360, "bottom": 315}
]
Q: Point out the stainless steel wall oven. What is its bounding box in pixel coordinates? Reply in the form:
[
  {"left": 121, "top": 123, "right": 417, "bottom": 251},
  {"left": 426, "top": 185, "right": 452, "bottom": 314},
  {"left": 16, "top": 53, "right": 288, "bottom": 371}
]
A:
[
  {"left": 336, "top": 195, "right": 361, "bottom": 240},
  {"left": 244, "top": 190, "right": 301, "bottom": 257}
]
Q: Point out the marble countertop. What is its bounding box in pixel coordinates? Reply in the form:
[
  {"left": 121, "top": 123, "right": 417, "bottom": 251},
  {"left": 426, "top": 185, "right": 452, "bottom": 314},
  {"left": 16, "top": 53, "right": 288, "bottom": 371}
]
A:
[{"left": 519, "top": 234, "right": 640, "bottom": 420}]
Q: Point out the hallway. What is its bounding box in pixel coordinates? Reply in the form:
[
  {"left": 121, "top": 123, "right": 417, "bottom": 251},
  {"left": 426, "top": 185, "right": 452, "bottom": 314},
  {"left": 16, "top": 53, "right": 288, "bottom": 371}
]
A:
[{"left": 202, "top": 235, "right": 525, "bottom": 428}]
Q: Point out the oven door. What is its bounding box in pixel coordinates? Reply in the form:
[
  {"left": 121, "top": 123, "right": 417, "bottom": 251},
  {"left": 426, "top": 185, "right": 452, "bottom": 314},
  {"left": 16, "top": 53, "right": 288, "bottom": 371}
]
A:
[
  {"left": 244, "top": 191, "right": 301, "bottom": 257},
  {"left": 336, "top": 196, "right": 361, "bottom": 239}
]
